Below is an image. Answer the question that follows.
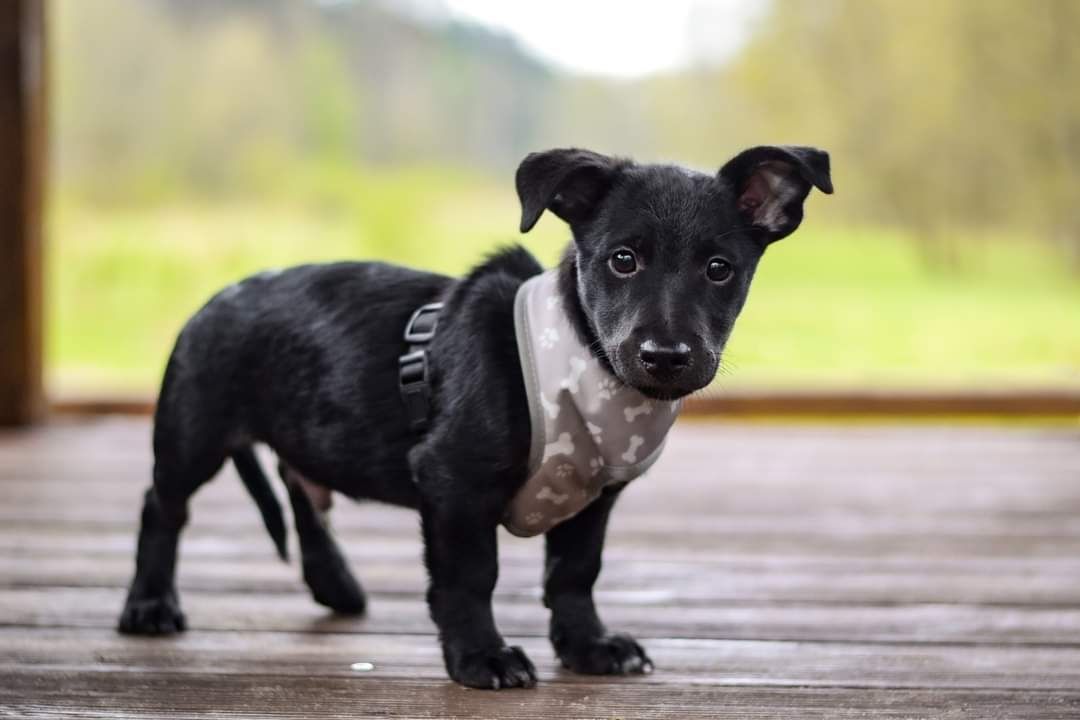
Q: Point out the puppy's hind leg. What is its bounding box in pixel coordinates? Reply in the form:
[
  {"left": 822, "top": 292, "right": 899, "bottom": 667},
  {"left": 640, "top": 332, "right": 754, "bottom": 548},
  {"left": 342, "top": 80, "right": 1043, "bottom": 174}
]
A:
[
  {"left": 280, "top": 463, "right": 366, "bottom": 615},
  {"left": 118, "top": 426, "right": 226, "bottom": 635}
]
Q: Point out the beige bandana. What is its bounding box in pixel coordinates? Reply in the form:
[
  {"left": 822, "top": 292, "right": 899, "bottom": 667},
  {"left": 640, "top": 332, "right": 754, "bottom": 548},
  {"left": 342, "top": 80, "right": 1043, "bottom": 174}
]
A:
[{"left": 503, "top": 269, "right": 682, "bottom": 537}]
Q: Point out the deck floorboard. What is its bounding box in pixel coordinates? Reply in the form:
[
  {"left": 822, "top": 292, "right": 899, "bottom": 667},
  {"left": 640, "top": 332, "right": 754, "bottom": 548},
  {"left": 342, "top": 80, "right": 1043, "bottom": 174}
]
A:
[{"left": 1, "top": 417, "right": 1078, "bottom": 718}]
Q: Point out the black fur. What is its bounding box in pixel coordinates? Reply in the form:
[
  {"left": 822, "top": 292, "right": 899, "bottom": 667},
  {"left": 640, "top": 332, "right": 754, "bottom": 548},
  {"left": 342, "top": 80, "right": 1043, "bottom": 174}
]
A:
[{"left": 118, "top": 146, "right": 831, "bottom": 689}]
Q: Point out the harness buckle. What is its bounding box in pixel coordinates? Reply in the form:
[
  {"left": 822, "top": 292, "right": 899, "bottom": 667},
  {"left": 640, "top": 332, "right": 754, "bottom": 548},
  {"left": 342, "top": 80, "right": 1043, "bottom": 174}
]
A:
[
  {"left": 399, "top": 302, "right": 444, "bottom": 433},
  {"left": 398, "top": 350, "right": 429, "bottom": 389},
  {"left": 403, "top": 303, "right": 444, "bottom": 343},
  {"left": 398, "top": 350, "right": 431, "bottom": 432}
]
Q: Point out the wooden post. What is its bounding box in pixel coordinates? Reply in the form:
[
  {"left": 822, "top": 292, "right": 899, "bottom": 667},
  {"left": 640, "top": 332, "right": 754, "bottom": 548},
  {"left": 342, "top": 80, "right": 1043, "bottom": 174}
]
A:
[{"left": 0, "top": 0, "right": 46, "bottom": 426}]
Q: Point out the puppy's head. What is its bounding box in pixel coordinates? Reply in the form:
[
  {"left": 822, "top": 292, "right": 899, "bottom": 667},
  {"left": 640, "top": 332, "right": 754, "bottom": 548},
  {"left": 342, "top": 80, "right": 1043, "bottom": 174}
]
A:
[{"left": 517, "top": 146, "right": 832, "bottom": 400}]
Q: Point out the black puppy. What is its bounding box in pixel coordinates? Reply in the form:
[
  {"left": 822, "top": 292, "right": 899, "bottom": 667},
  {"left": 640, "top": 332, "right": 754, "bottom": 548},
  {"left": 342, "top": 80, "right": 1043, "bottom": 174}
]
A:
[{"left": 118, "top": 146, "right": 832, "bottom": 689}]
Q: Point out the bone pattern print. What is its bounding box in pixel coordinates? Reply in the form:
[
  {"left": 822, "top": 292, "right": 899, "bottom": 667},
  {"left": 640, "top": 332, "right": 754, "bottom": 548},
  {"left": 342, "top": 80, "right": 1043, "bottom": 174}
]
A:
[
  {"left": 558, "top": 356, "right": 588, "bottom": 394},
  {"left": 542, "top": 432, "right": 575, "bottom": 464},
  {"left": 621, "top": 435, "right": 645, "bottom": 464},
  {"left": 539, "top": 392, "right": 560, "bottom": 420},
  {"left": 624, "top": 399, "right": 654, "bottom": 422},
  {"left": 504, "top": 270, "right": 682, "bottom": 537}
]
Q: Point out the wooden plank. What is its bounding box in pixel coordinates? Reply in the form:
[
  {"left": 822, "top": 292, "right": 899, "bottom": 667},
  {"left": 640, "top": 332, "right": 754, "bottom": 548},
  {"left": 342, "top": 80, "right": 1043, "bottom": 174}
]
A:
[
  {"left": 5, "top": 553, "right": 1080, "bottom": 606},
  {"left": 3, "top": 422, "right": 1078, "bottom": 520},
  {"left": 685, "top": 389, "right": 1080, "bottom": 417},
  {"left": 49, "top": 395, "right": 155, "bottom": 416},
  {"left": 7, "top": 506, "right": 1080, "bottom": 550},
  {"left": 4, "top": 586, "right": 1080, "bottom": 647},
  {"left": 2, "top": 671, "right": 1077, "bottom": 720},
  {"left": 7, "top": 524, "right": 1080, "bottom": 564},
  {"left": 2, "top": 419, "right": 1080, "bottom": 716},
  {"left": 4, "top": 627, "right": 1080, "bottom": 690},
  {"left": 4, "top": 522, "right": 1080, "bottom": 594},
  {"left": 6, "top": 417, "right": 1078, "bottom": 471},
  {"left": 0, "top": 0, "right": 46, "bottom": 427}
]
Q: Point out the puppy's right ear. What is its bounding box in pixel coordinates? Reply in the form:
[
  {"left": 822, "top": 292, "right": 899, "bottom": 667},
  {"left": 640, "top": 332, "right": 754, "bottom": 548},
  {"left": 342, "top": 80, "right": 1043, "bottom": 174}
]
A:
[{"left": 515, "top": 149, "right": 623, "bottom": 233}]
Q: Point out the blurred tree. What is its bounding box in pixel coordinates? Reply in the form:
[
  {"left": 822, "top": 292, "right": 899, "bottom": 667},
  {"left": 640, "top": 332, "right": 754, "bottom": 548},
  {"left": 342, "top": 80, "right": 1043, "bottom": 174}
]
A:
[
  {"left": 708, "top": 0, "right": 1080, "bottom": 263},
  {"left": 51, "top": 0, "right": 1080, "bottom": 264},
  {"left": 53, "top": 0, "right": 180, "bottom": 202}
]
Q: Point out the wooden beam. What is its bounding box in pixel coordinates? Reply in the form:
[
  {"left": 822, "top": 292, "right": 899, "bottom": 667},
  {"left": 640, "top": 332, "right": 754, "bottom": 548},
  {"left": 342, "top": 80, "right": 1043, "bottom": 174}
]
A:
[
  {"left": 0, "top": 0, "right": 46, "bottom": 426},
  {"left": 48, "top": 389, "right": 1080, "bottom": 419},
  {"left": 682, "top": 389, "right": 1080, "bottom": 418}
]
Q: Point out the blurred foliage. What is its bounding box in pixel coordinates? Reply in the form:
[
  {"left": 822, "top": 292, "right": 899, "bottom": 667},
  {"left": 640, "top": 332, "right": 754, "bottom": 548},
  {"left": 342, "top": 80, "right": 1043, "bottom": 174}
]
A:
[
  {"left": 615, "top": 1, "right": 1080, "bottom": 263},
  {"left": 48, "top": 199, "right": 1080, "bottom": 392},
  {"left": 52, "top": 0, "right": 554, "bottom": 202},
  {"left": 47, "top": 0, "right": 1080, "bottom": 391},
  {"left": 56, "top": 0, "right": 1080, "bottom": 249}
]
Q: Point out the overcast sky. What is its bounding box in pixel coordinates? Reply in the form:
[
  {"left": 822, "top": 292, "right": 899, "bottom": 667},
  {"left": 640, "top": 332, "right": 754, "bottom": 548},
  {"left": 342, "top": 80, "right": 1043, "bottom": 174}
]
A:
[{"left": 442, "top": 0, "right": 765, "bottom": 78}]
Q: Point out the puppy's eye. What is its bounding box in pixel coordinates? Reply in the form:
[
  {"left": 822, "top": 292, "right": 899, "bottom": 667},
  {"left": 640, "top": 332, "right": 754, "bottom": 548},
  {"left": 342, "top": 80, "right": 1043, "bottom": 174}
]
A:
[
  {"left": 609, "top": 249, "right": 639, "bottom": 277},
  {"left": 706, "top": 258, "right": 734, "bottom": 283}
]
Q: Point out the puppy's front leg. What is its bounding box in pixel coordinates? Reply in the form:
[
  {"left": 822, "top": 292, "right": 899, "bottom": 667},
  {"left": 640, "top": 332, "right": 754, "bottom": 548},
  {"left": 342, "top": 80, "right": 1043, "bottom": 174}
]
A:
[
  {"left": 420, "top": 500, "right": 537, "bottom": 689},
  {"left": 544, "top": 484, "right": 653, "bottom": 675}
]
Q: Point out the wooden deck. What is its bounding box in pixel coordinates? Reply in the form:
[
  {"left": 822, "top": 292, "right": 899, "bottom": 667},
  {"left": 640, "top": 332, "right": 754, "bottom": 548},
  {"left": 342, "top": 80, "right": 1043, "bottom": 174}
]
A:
[{"left": 1, "top": 418, "right": 1078, "bottom": 718}]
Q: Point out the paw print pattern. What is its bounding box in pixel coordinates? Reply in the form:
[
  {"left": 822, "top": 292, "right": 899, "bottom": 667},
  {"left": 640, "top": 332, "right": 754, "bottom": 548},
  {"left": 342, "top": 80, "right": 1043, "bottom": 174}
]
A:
[
  {"left": 524, "top": 511, "right": 544, "bottom": 526},
  {"left": 536, "top": 486, "right": 570, "bottom": 505},
  {"left": 554, "top": 463, "right": 575, "bottom": 481},
  {"left": 596, "top": 376, "right": 617, "bottom": 401},
  {"left": 539, "top": 327, "right": 559, "bottom": 349}
]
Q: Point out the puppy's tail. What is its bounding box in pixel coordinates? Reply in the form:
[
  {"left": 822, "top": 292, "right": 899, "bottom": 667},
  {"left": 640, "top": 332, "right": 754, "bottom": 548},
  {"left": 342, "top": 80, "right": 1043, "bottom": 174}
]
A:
[{"left": 231, "top": 447, "right": 289, "bottom": 561}]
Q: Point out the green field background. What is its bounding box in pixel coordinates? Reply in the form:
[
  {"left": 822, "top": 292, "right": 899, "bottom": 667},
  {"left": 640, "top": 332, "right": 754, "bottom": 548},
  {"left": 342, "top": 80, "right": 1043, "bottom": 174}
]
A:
[
  {"left": 47, "top": 1, "right": 1080, "bottom": 396},
  {"left": 48, "top": 170, "right": 1080, "bottom": 395}
]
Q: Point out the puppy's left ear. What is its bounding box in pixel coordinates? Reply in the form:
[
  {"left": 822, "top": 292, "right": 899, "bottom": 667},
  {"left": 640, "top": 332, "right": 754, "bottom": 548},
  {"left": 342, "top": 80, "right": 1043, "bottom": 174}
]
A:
[
  {"left": 516, "top": 148, "right": 624, "bottom": 233},
  {"left": 720, "top": 145, "right": 833, "bottom": 243}
]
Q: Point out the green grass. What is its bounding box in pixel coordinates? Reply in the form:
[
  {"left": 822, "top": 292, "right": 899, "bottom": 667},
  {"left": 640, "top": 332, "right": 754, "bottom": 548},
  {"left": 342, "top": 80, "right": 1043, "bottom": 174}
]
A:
[
  {"left": 725, "top": 227, "right": 1080, "bottom": 389},
  {"left": 47, "top": 172, "right": 1080, "bottom": 394}
]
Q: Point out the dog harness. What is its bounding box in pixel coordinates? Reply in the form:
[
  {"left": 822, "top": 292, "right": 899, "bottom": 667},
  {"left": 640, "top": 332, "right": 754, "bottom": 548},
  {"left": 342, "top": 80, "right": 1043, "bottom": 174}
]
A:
[
  {"left": 398, "top": 269, "right": 682, "bottom": 537},
  {"left": 504, "top": 269, "right": 682, "bottom": 537}
]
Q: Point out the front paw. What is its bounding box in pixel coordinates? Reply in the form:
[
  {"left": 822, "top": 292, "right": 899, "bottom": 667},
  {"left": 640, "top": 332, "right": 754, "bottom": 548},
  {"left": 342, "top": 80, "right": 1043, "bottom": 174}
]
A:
[
  {"left": 118, "top": 592, "right": 186, "bottom": 635},
  {"left": 556, "top": 632, "right": 653, "bottom": 675},
  {"left": 447, "top": 645, "right": 538, "bottom": 689}
]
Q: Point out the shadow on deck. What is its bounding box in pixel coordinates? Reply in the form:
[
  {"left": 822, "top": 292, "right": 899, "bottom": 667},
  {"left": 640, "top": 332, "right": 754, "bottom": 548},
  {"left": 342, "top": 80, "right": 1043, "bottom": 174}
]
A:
[{"left": 1, "top": 418, "right": 1078, "bottom": 718}]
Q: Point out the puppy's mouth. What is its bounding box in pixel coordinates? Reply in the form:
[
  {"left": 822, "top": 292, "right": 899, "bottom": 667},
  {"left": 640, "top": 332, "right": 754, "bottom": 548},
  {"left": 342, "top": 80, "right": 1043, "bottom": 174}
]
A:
[
  {"left": 610, "top": 360, "right": 716, "bottom": 402},
  {"left": 607, "top": 345, "right": 719, "bottom": 402},
  {"left": 633, "top": 384, "right": 694, "bottom": 402}
]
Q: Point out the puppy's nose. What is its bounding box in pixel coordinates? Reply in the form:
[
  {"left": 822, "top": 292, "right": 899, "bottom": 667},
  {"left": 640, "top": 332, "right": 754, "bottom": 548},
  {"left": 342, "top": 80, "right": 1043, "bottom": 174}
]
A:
[{"left": 639, "top": 339, "right": 692, "bottom": 377}]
